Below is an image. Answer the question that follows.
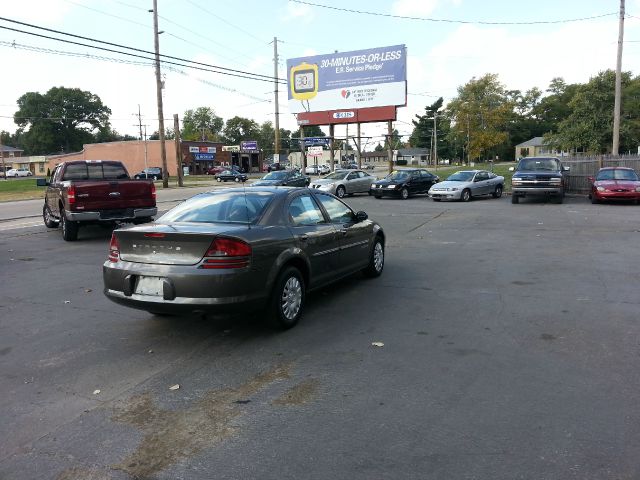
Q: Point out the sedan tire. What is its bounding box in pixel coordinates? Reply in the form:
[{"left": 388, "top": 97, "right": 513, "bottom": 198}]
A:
[
  {"left": 217, "top": 177, "right": 222, "bottom": 182},
  {"left": 235, "top": 177, "right": 240, "bottom": 182},
  {"left": 400, "top": 187, "right": 409, "bottom": 200},
  {"left": 492, "top": 185, "right": 503, "bottom": 198},
  {"left": 269, "top": 266, "right": 305, "bottom": 330},
  {"left": 363, "top": 237, "right": 384, "bottom": 278},
  {"left": 461, "top": 189, "right": 471, "bottom": 202},
  {"left": 590, "top": 194, "right": 599, "bottom": 204},
  {"left": 336, "top": 186, "right": 346, "bottom": 198}
]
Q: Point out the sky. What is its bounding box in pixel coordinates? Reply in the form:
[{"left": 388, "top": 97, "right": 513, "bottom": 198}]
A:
[{"left": 0, "top": 0, "right": 639, "bottom": 152}]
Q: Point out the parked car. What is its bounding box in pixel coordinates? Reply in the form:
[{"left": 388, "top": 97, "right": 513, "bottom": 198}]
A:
[
  {"left": 428, "top": 170, "right": 504, "bottom": 202},
  {"left": 319, "top": 164, "right": 331, "bottom": 175},
  {"left": 363, "top": 163, "right": 376, "bottom": 170},
  {"left": 588, "top": 167, "right": 640, "bottom": 204},
  {"left": 267, "top": 162, "right": 288, "bottom": 172},
  {"left": 37, "top": 160, "right": 157, "bottom": 241},
  {"left": 252, "top": 170, "right": 310, "bottom": 187},
  {"left": 207, "top": 165, "right": 243, "bottom": 175},
  {"left": 133, "top": 167, "right": 163, "bottom": 180},
  {"left": 310, "top": 169, "right": 377, "bottom": 198},
  {"left": 305, "top": 164, "right": 321, "bottom": 175},
  {"left": 6, "top": 168, "right": 32, "bottom": 177},
  {"left": 216, "top": 169, "right": 248, "bottom": 183},
  {"left": 103, "top": 187, "right": 385, "bottom": 329},
  {"left": 509, "top": 156, "right": 569, "bottom": 204},
  {"left": 371, "top": 168, "right": 440, "bottom": 199}
]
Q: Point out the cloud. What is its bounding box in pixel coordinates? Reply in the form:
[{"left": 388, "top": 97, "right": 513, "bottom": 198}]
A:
[
  {"left": 392, "top": 0, "right": 439, "bottom": 17},
  {"left": 2, "top": 0, "right": 75, "bottom": 23},
  {"left": 282, "top": 2, "right": 315, "bottom": 23}
]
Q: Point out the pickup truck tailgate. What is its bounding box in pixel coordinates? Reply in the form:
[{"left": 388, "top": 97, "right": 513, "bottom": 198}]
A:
[{"left": 71, "top": 180, "right": 155, "bottom": 211}]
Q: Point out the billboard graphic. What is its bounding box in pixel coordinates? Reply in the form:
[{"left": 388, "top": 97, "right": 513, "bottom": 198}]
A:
[{"left": 287, "top": 45, "right": 406, "bottom": 114}]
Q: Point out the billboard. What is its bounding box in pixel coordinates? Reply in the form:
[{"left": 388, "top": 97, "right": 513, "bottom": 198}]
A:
[
  {"left": 296, "top": 106, "right": 397, "bottom": 126},
  {"left": 287, "top": 45, "right": 406, "bottom": 114}
]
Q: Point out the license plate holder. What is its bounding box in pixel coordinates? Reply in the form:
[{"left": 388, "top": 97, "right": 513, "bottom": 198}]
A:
[{"left": 135, "top": 276, "right": 164, "bottom": 296}]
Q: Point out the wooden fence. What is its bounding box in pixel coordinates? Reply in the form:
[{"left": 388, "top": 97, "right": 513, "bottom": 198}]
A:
[{"left": 562, "top": 155, "right": 640, "bottom": 193}]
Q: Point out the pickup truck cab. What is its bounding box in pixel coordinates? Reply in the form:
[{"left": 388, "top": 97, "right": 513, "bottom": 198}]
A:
[
  {"left": 509, "top": 156, "right": 570, "bottom": 204},
  {"left": 38, "top": 160, "right": 157, "bottom": 241}
]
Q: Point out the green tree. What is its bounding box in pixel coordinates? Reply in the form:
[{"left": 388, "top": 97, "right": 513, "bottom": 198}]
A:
[
  {"left": 148, "top": 128, "right": 175, "bottom": 140},
  {"left": 181, "top": 107, "right": 224, "bottom": 141},
  {"left": 545, "top": 70, "right": 640, "bottom": 154},
  {"left": 222, "top": 116, "right": 259, "bottom": 145},
  {"left": 374, "top": 143, "right": 385, "bottom": 151},
  {"left": 14, "top": 87, "right": 111, "bottom": 154},
  {"left": 446, "top": 74, "right": 514, "bottom": 162}
]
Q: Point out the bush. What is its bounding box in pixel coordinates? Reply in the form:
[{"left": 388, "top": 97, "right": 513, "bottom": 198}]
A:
[{"left": 396, "top": 159, "right": 408, "bottom": 166}]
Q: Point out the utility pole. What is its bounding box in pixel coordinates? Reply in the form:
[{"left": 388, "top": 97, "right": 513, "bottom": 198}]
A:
[
  {"left": 173, "top": 114, "right": 184, "bottom": 187},
  {"left": 612, "top": 0, "right": 625, "bottom": 155},
  {"left": 136, "top": 104, "right": 143, "bottom": 140},
  {"left": 273, "top": 37, "right": 280, "bottom": 161},
  {"left": 356, "top": 123, "right": 361, "bottom": 168},
  {"left": 329, "top": 124, "right": 335, "bottom": 171},
  {"left": 143, "top": 125, "right": 148, "bottom": 170},
  {"left": 299, "top": 126, "right": 306, "bottom": 170},
  {"left": 433, "top": 111, "right": 438, "bottom": 166},
  {"left": 387, "top": 121, "right": 393, "bottom": 174},
  {"left": 0, "top": 138, "right": 5, "bottom": 181},
  {"left": 151, "top": 0, "right": 168, "bottom": 188}
]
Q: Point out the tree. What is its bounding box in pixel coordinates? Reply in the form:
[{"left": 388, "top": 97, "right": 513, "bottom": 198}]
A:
[
  {"left": 149, "top": 128, "right": 175, "bottom": 140},
  {"left": 181, "top": 107, "right": 224, "bottom": 141},
  {"left": 374, "top": 143, "right": 385, "bottom": 152},
  {"left": 545, "top": 70, "right": 640, "bottom": 154},
  {"left": 446, "top": 74, "right": 514, "bottom": 162},
  {"left": 222, "top": 116, "right": 259, "bottom": 145},
  {"left": 14, "top": 87, "right": 111, "bottom": 154}
]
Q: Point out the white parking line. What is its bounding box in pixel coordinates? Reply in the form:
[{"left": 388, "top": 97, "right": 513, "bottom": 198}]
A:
[{"left": 0, "top": 221, "right": 44, "bottom": 231}]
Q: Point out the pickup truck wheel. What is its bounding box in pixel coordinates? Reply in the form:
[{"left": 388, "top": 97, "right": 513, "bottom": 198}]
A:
[
  {"left": 511, "top": 194, "right": 519, "bottom": 204},
  {"left": 461, "top": 189, "right": 471, "bottom": 202},
  {"left": 60, "top": 210, "right": 79, "bottom": 241},
  {"left": 43, "top": 205, "right": 59, "bottom": 228},
  {"left": 492, "top": 185, "right": 503, "bottom": 198}
]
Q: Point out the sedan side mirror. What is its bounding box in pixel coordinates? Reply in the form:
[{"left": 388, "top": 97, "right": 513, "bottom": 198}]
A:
[
  {"left": 587, "top": 176, "right": 595, "bottom": 183},
  {"left": 355, "top": 211, "right": 368, "bottom": 222}
]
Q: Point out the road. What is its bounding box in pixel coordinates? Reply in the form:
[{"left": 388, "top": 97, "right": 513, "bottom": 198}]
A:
[{"left": 1, "top": 194, "right": 639, "bottom": 479}]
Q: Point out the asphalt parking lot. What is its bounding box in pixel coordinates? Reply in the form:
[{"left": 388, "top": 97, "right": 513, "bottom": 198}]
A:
[{"left": 1, "top": 192, "right": 639, "bottom": 479}]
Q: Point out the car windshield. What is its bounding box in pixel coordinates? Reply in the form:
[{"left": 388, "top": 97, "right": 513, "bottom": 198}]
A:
[
  {"left": 159, "top": 191, "right": 275, "bottom": 224},
  {"left": 596, "top": 169, "right": 639, "bottom": 181},
  {"left": 386, "top": 171, "right": 411, "bottom": 181},
  {"left": 324, "top": 172, "right": 348, "bottom": 180},
  {"left": 447, "top": 171, "right": 475, "bottom": 182},
  {"left": 263, "top": 171, "right": 287, "bottom": 180},
  {"left": 518, "top": 158, "right": 560, "bottom": 171}
]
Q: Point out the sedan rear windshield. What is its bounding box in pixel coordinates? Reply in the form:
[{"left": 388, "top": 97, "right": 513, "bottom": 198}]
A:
[
  {"left": 596, "top": 169, "right": 639, "bottom": 181},
  {"left": 158, "top": 191, "right": 275, "bottom": 224},
  {"left": 263, "top": 171, "right": 288, "bottom": 180}
]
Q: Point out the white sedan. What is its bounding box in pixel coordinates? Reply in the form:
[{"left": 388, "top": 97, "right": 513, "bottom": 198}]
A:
[
  {"left": 428, "top": 170, "right": 504, "bottom": 202},
  {"left": 6, "top": 168, "right": 33, "bottom": 177}
]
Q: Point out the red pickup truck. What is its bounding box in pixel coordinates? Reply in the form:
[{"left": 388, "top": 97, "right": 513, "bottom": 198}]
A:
[{"left": 37, "top": 160, "right": 157, "bottom": 241}]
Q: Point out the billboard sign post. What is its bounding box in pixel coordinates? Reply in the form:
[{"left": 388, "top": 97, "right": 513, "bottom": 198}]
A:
[{"left": 287, "top": 45, "right": 406, "bottom": 114}]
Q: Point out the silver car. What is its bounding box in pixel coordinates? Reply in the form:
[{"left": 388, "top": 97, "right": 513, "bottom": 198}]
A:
[
  {"left": 428, "top": 170, "right": 504, "bottom": 202},
  {"left": 310, "top": 169, "right": 376, "bottom": 198},
  {"left": 103, "top": 187, "right": 385, "bottom": 329}
]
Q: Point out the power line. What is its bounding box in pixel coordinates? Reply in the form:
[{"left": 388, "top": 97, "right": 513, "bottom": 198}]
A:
[
  {"left": 289, "top": 0, "right": 617, "bottom": 25},
  {"left": 0, "top": 17, "right": 287, "bottom": 83},
  {"left": 185, "top": 0, "right": 268, "bottom": 44}
]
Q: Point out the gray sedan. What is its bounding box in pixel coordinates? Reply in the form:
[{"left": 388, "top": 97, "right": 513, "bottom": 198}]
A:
[
  {"left": 309, "top": 169, "right": 377, "bottom": 198},
  {"left": 103, "top": 187, "right": 385, "bottom": 329},
  {"left": 428, "top": 170, "right": 504, "bottom": 202}
]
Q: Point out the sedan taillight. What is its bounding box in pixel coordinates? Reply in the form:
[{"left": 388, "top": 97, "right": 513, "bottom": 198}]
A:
[
  {"left": 200, "top": 237, "right": 251, "bottom": 269},
  {"left": 108, "top": 233, "right": 120, "bottom": 262}
]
